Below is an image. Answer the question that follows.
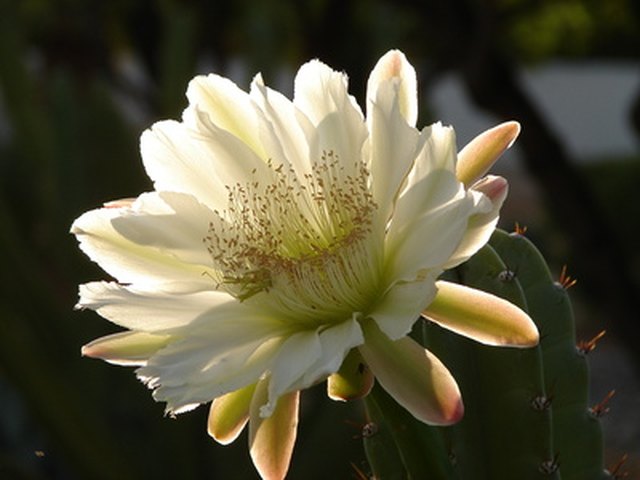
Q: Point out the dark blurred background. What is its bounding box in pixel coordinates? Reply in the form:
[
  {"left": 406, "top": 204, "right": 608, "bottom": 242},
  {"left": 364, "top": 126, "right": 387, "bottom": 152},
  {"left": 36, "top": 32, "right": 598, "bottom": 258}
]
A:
[{"left": 0, "top": 0, "right": 638, "bottom": 478}]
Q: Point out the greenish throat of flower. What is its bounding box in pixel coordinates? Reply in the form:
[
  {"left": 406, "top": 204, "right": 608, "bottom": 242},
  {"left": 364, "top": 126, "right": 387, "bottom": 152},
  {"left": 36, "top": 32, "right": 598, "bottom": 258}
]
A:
[{"left": 203, "top": 150, "right": 383, "bottom": 324}]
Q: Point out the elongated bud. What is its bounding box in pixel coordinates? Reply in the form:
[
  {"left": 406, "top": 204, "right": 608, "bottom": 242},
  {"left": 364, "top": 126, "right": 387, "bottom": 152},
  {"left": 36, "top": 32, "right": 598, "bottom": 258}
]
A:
[
  {"left": 457, "top": 121, "right": 520, "bottom": 187},
  {"left": 208, "top": 383, "right": 256, "bottom": 445},
  {"left": 327, "top": 349, "right": 374, "bottom": 401}
]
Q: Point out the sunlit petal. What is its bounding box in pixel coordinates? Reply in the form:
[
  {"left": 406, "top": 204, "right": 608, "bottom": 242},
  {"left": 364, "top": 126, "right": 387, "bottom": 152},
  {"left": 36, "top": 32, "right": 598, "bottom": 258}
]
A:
[
  {"left": 359, "top": 322, "right": 463, "bottom": 425},
  {"left": 423, "top": 280, "right": 539, "bottom": 347}
]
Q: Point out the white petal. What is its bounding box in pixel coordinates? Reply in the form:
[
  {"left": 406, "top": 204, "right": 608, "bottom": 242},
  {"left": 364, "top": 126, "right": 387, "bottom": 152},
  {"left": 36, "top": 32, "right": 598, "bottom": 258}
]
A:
[
  {"left": 71, "top": 202, "right": 212, "bottom": 292},
  {"left": 386, "top": 183, "right": 476, "bottom": 282},
  {"left": 293, "top": 60, "right": 367, "bottom": 178},
  {"left": 184, "top": 73, "right": 265, "bottom": 157},
  {"left": 81, "top": 331, "right": 172, "bottom": 366},
  {"left": 369, "top": 274, "right": 438, "bottom": 340},
  {"left": 300, "top": 317, "right": 364, "bottom": 385},
  {"left": 77, "top": 281, "right": 233, "bottom": 332},
  {"left": 250, "top": 74, "right": 312, "bottom": 176},
  {"left": 293, "top": 60, "right": 363, "bottom": 126},
  {"left": 365, "top": 79, "right": 421, "bottom": 220},
  {"left": 262, "top": 330, "right": 322, "bottom": 417},
  {"left": 444, "top": 176, "right": 508, "bottom": 269},
  {"left": 109, "top": 191, "right": 214, "bottom": 267},
  {"left": 367, "top": 49, "right": 418, "bottom": 127},
  {"left": 140, "top": 119, "right": 270, "bottom": 211},
  {"left": 137, "top": 305, "right": 288, "bottom": 412}
]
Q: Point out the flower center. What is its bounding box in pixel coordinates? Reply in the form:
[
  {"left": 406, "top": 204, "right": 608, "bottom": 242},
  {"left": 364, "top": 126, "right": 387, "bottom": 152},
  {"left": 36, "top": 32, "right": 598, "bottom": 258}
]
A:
[{"left": 203, "top": 151, "right": 382, "bottom": 324}]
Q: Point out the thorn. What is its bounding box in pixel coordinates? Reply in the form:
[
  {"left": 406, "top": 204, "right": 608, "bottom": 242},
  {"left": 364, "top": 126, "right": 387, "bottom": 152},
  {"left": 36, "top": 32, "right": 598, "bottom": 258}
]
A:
[
  {"left": 556, "top": 265, "right": 578, "bottom": 290},
  {"left": 589, "top": 390, "right": 616, "bottom": 418},
  {"left": 513, "top": 222, "right": 528, "bottom": 235},
  {"left": 608, "top": 453, "right": 629, "bottom": 479},
  {"left": 577, "top": 330, "right": 606, "bottom": 355}
]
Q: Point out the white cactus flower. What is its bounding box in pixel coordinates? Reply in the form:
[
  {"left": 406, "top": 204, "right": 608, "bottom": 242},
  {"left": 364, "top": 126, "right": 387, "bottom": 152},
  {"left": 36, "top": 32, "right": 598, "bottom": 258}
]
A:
[{"left": 72, "top": 50, "right": 537, "bottom": 480}]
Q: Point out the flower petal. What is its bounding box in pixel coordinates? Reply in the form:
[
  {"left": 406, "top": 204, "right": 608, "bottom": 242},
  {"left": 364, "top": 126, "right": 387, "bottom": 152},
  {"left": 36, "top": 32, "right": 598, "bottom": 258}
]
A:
[
  {"left": 185, "top": 73, "right": 265, "bottom": 157},
  {"left": 369, "top": 274, "right": 438, "bottom": 340},
  {"left": 359, "top": 321, "right": 463, "bottom": 425},
  {"left": 77, "top": 281, "right": 232, "bottom": 332},
  {"left": 423, "top": 280, "right": 539, "bottom": 347},
  {"left": 249, "top": 378, "right": 299, "bottom": 480},
  {"left": 365, "top": 75, "right": 421, "bottom": 221},
  {"left": 367, "top": 49, "right": 418, "bottom": 127},
  {"left": 81, "top": 331, "right": 172, "bottom": 366},
  {"left": 140, "top": 118, "right": 271, "bottom": 211},
  {"left": 456, "top": 121, "right": 520, "bottom": 187},
  {"left": 443, "top": 176, "right": 508, "bottom": 269},
  {"left": 208, "top": 383, "right": 257, "bottom": 445},
  {"left": 71, "top": 200, "right": 213, "bottom": 291}
]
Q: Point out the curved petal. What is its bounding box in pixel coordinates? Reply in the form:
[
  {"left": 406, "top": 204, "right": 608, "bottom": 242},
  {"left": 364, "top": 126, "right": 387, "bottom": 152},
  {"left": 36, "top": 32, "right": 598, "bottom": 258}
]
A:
[
  {"left": 293, "top": 60, "right": 367, "bottom": 179},
  {"left": 140, "top": 119, "right": 271, "bottom": 211},
  {"left": 136, "top": 304, "right": 289, "bottom": 413},
  {"left": 388, "top": 123, "right": 459, "bottom": 232},
  {"left": 249, "top": 378, "right": 299, "bottom": 480},
  {"left": 77, "top": 281, "right": 233, "bottom": 332},
  {"left": 262, "top": 317, "right": 364, "bottom": 417},
  {"left": 456, "top": 121, "right": 520, "bottom": 187},
  {"left": 208, "top": 383, "right": 257, "bottom": 445},
  {"left": 365, "top": 80, "right": 420, "bottom": 220},
  {"left": 250, "top": 74, "right": 312, "bottom": 176},
  {"left": 386, "top": 183, "right": 480, "bottom": 282},
  {"left": 369, "top": 274, "right": 438, "bottom": 340},
  {"left": 358, "top": 321, "right": 463, "bottom": 425},
  {"left": 81, "top": 331, "right": 172, "bottom": 366},
  {"left": 71, "top": 200, "right": 213, "bottom": 291},
  {"left": 443, "top": 176, "right": 508, "bottom": 269},
  {"left": 423, "top": 281, "right": 539, "bottom": 347},
  {"left": 184, "top": 73, "right": 265, "bottom": 158},
  {"left": 367, "top": 49, "right": 418, "bottom": 127},
  {"left": 109, "top": 191, "right": 214, "bottom": 267}
]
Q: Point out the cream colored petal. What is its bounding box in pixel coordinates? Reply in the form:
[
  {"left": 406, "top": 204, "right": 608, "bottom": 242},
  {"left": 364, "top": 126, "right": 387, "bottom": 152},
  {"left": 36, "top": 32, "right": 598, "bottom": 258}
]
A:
[
  {"left": 293, "top": 59, "right": 363, "bottom": 126},
  {"left": 366, "top": 49, "right": 418, "bottom": 126},
  {"left": 423, "top": 281, "right": 539, "bottom": 347},
  {"left": 262, "top": 330, "right": 322, "bottom": 417},
  {"left": 81, "top": 331, "right": 171, "bottom": 366},
  {"left": 249, "top": 379, "right": 299, "bottom": 480},
  {"left": 389, "top": 124, "right": 459, "bottom": 230},
  {"left": 208, "top": 383, "right": 257, "bottom": 445},
  {"left": 369, "top": 274, "right": 438, "bottom": 340},
  {"left": 77, "top": 281, "right": 233, "bottom": 332},
  {"left": 359, "top": 322, "right": 463, "bottom": 425},
  {"left": 71, "top": 200, "right": 213, "bottom": 291},
  {"left": 140, "top": 119, "right": 271, "bottom": 211},
  {"left": 184, "top": 73, "right": 265, "bottom": 157},
  {"left": 137, "top": 306, "right": 288, "bottom": 413},
  {"left": 443, "top": 176, "right": 508, "bottom": 269},
  {"left": 456, "top": 121, "right": 520, "bottom": 187},
  {"left": 109, "top": 191, "right": 214, "bottom": 267},
  {"left": 386, "top": 184, "right": 477, "bottom": 282},
  {"left": 365, "top": 80, "right": 421, "bottom": 220},
  {"left": 249, "top": 74, "right": 312, "bottom": 176}
]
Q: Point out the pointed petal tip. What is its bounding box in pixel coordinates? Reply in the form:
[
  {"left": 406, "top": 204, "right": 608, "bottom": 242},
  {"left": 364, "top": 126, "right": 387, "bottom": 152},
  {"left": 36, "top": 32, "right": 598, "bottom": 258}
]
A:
[
  {"left": 425, "top": 281, "right": 540, "bottom": 348},
  {"left": 457, "top": 121, "right": 522, "bottom": 186}
]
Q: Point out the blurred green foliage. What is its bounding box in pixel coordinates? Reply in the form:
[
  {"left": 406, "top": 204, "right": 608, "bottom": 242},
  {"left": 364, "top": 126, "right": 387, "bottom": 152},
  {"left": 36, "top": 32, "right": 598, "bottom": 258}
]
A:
[{"left": 0, "top": 0, "right": 638, "bottom": 478}]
